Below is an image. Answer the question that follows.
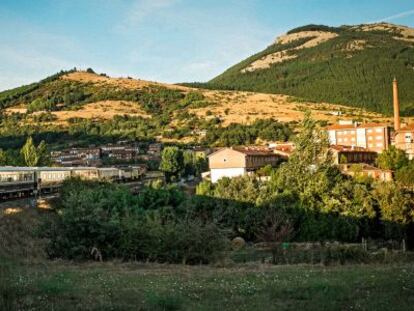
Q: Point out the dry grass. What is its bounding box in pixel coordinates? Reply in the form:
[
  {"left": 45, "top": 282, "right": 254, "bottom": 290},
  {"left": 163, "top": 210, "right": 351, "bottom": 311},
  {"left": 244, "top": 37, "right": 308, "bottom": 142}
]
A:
[
  {"left": 62, "top": 71, "right": 190, "bottom": 91},
  {"left": 193, "top": 90, "right": 389, "bottom": 126},
  {"left": 50, "top": 100, "right": 151, "bottom": 123},
  {"left": 242, "top": 31, "right": 338, "bottom": 72}
]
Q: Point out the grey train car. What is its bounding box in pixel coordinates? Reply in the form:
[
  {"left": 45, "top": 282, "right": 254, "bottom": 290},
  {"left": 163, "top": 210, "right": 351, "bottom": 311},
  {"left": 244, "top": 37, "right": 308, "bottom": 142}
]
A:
[
  {"left": 0, "top": 166, "right": 143, "bottom": 200},
  {"left": 0, "top": 167, "right": 37, "bottom": 199}
]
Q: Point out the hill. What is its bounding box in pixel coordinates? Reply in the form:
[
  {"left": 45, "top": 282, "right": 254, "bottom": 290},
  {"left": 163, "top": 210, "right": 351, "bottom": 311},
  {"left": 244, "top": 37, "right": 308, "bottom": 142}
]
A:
[
  {"left": 0, "top": 70, "right": 388, "bottom": 149},
  {"left": 202, "top": 23, "right": 414, "bottom": 116}
]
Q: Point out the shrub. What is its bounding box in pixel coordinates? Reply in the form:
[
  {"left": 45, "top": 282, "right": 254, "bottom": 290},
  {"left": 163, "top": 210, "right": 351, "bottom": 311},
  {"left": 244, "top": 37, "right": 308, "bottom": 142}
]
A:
[
  {"left": 42, "top": 179, "right": 229, "bottom": 264},
  {"left": 27, "top": 98, "right": 53, "bottom": 113}
]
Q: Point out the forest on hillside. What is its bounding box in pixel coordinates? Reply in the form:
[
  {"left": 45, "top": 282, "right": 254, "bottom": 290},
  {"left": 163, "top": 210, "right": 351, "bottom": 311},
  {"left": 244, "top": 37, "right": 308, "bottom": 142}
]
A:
[{"left": 187, "top": 25, "right": 414, "bottom": 116}]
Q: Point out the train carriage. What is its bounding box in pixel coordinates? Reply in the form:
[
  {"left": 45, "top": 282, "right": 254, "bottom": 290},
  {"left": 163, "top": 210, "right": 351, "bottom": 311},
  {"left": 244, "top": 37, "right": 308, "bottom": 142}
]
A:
[
  {"left": 0, "top": 165, "right": 144, "bottom": 200},
  {"left": 98, "top": 167, "right": 120, "bottom": 181},
  {"left": 37, "top": 168, "right": 72, "bottom": 186},
  {"left": 0, "top": 167, "right": 36, "bottom": 199},
  {"left": 71, "top": 167, "right": 100, "bottom": 180}
]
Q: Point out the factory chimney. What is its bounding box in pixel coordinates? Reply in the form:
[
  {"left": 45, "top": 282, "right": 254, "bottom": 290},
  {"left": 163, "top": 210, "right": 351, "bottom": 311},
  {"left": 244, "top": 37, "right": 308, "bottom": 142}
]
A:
[{"left": 393, "top": 77, "right": 401, "bottom": 131}]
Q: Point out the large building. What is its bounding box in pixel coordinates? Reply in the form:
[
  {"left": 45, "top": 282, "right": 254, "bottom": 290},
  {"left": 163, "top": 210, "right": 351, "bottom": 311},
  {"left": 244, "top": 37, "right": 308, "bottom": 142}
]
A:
[
  {"left": 392, "top": 78, "right": 414, "bottom": 159},
  {"left": 326, "top": 121, "right": 391, "bottom": 153},
  {"left": 208, "top": 147, "right": 282, "bottom": 183},
  {"left": 326, "top": 78, "right": 414, "bottom": 159}
]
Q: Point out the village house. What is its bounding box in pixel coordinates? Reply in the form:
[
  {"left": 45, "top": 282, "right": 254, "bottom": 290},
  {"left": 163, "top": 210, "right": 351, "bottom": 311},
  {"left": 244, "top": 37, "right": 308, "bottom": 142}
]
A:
[{"left": 208, "top": 146, "right": 282, "bottom": 183}]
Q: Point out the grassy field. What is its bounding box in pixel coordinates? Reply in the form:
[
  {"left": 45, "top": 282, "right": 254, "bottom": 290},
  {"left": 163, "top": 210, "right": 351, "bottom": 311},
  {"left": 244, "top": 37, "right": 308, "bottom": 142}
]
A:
[
  {"left": 1, "top": 260, "right": 414, "bottom": 311},
  {"left": 1, "top": 201, "right": 414, "bottom": 310}
]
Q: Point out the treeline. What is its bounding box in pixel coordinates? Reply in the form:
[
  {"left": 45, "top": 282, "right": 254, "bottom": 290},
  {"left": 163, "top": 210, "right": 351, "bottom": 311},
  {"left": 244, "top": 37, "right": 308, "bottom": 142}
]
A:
[
  {"left": 0, "top": 108, "right": 293, "bottom": 152},
  {"left": 0, "top": 69, "right": 76, "bottom": 110},
  {"left": 206, "top": 28, "right": 414, "bottom": 115},
  {"left": 203, "top": 119, "right": 293, "bottom": 146}
]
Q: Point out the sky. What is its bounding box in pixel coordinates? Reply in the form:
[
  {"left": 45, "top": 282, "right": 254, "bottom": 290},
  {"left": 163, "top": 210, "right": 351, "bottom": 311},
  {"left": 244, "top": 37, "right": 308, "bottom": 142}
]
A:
[{"left": 1, "top": 0, "right": 414, "bottom": 91}]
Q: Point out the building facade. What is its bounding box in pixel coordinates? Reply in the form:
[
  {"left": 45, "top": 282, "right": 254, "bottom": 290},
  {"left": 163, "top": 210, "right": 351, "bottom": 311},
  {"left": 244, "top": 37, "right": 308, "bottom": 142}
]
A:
[
  {"left": 394, "top": 125, "right": 414, "bottom": 159},
  {"left": 326, "top": 122, "right": 390, "bottom": 153},
  {"left": 208, "top": 147, "right": 281, "bottom": 183}
]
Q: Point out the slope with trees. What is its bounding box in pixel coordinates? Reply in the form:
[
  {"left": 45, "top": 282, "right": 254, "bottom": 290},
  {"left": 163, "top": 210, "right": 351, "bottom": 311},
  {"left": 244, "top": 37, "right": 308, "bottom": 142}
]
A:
[{"left": 199, "top": 23, "right": 414, "bottom": 115}]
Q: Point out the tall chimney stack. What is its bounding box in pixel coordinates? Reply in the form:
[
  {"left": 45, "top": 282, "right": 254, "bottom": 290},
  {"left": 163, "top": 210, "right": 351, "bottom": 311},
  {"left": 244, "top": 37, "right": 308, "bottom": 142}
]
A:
[{"left": 393, "top": 77, "right": 401, "bottom": 131}]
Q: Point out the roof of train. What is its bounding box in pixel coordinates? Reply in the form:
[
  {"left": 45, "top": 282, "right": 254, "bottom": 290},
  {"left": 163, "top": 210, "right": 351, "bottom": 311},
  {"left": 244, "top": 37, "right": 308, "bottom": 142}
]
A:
[{"left": 0, "top": 166, "right": 118, "bottom": 172}]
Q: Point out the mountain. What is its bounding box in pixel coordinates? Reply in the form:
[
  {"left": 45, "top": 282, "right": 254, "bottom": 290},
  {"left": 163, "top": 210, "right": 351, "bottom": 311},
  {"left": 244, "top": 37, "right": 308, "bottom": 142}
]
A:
[{"left": 203, "top": 23, "right": 414, "bottom": 116}]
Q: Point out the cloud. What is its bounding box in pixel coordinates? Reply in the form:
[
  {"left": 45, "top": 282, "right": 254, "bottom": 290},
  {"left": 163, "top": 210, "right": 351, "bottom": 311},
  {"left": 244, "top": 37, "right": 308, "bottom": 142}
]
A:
[{"left": 368, "top": 8, "right": 414, "bottom": 24}]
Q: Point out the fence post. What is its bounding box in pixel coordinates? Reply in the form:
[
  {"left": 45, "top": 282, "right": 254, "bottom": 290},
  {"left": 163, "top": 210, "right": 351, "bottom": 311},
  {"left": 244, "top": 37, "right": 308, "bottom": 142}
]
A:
[
  {"left": 361, "top": 237, "right": 367, "bottom": 251},
  {"left": 402, "top": 239, "right": 406, "bottom": 253}
]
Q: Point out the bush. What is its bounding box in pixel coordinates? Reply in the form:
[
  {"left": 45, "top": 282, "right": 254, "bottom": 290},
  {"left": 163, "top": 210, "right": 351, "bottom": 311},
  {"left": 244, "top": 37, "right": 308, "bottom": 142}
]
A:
[
  {"left": 27, "top": 98, "right": 53, "bottom": 113},
  {"left": 42, "top": 179, "right": 229, "bottom": 263}
]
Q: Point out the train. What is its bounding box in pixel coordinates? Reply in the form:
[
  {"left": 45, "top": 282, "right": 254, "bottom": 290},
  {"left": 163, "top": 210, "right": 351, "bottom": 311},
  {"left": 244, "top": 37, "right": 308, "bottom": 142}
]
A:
[{"left": 0, "top": 166, "right": 146, "bottom": 200}]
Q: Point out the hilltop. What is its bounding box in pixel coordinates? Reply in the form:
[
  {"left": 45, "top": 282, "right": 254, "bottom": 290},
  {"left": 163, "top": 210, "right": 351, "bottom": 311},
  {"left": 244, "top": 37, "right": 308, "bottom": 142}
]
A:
[
  {"left": 0, "top": 69, "right": 389, "bottom": 149},
  {"left": 199, "top": 23, "right": 414, "bottom": 116}
]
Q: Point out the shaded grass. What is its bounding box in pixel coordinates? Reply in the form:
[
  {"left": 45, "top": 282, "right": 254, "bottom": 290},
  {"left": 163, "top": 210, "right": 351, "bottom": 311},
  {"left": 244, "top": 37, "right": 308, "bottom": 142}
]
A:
[
  {"left": 0, "top": 201, "right": 49, "bottom": 260},
  {"left": 1, "top": 260, "right": 414, "bottom": 311}
]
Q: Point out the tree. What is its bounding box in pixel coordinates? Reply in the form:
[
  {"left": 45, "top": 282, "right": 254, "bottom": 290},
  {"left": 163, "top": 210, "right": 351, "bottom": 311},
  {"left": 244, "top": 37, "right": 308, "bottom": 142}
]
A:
[
  {"left": 396, "top": 164, "right": 414, "bottom": 190},
  {"left": 159, "top": 147, "right": 184, "bottom": 181},
  {"left": 373, "top": 182, "right": 414, "bottom": 239},
  {"left": 37, "top": 140, "right": 50, "bottom": 166},
  {"left": 376, "top": 146, "right": 408, "bottom": 171},
  {"left": 20, "top": 137, "right": 39, "bottom": 166},
  {"left": 275, "top": 111, "right": 333, "bottom": 194},
  {"left": 0, "top": 149, "right": 8, "bottom": 165},
  {"left": 19, "top": 137, "right": 49, "bottom": 166},
  {"left": 257, "top": 208, "right": 293, "bottom": 264}
]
